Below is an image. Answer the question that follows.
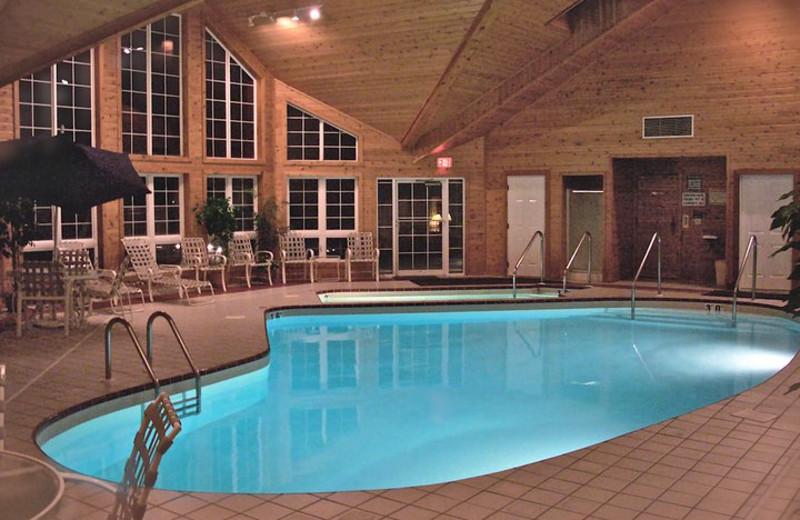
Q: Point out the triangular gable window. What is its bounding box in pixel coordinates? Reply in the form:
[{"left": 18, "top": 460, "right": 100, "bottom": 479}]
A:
[{"left": 287, "top": 104, "right": 357, "bottom": 161}]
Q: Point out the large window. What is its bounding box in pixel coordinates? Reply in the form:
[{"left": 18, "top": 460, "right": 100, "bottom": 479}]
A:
[
  {"left": 18, "top": 51, "right": 96, "bottom": 253},
  {"left": 205, "top": 29, "right": 256, "bottom": 159},
  {"left": 124, "top": 175, "right": 183, "bottom": 263},
  {"left": 121, "top": 14, "right": 182, "bottom": 156},
  {"left": 286, "top": 104, "right": 357, "bottom": 161},
  {"left": 288, "top": 178, "right": 356, "bottom": 257},
  {"left": 206, "top": 176, "right": 257, "bottom": 232}
]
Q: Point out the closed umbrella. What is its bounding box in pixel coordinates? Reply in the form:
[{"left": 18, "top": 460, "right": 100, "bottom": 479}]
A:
[{"left": 0, "top": 134, "right": 149, "bottom": 212}]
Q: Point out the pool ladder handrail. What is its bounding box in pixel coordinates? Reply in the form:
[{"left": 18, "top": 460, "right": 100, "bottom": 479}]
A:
[
  {"left": 631, "top": 232, "right": 662, "bottom": 320},
  {"left": 732, "top": 235, "right": 758, "bottom": 327},
  {"left": 105, "top": 317, "right": 161, "bottom": 397},
  {"left": 562, "top": 231, "right": 592, "bottom": 293},
  {"left": 105, "top": 312, "right": 201, "bottom": 409},
  {"left": 512, "top": 230, "right": 545, "bottom": 298}
]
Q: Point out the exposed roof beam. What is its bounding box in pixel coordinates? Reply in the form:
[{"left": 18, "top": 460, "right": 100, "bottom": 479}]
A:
[
  {"left": 0, "top": 0, "right": 203, "bottom": 88},
  {"left": 400, "top": 0, "right": 498, "bottom": 149},
  {"left": 406, "top": 0, "right": 686, "bottom": 157}
]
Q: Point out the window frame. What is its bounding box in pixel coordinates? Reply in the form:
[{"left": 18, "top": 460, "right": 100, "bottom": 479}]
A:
[
  {"left": 123, "top": 174, "right": 185, "bottom": 248},
  {"left": 120, "top": 14, "right": 183, "bottom": 157},
  {"left": 18, "top": 51, "right": 98, "bottom": 254},
  {"left": 204, "top": 28, "right": 258, "bottom": 160},
  {"left": 205, "top": 175, "right": 259, "bottom": 236},
  {"left": 287, "top": 177, "right": 358, "bottom": 258},
  {"left": 286, "top": 104, "right": 358, "bottom": 162}
]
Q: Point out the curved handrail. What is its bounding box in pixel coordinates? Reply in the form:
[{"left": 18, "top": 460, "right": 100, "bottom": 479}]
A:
[
  {"left": 147, "top": 311, "right": 202, "bottom": 403},
  {"left": 562, "top": 231, "right": 592, "bottom": 293},
  {"left": 512, "top": 231, "right": 545, "bottom": 298},
  {"left": 732, "top": 235, "right": 757, "bottom": 327},
  {"left": 631, "top": 232, "right": 662, "bottom": 319},
  {"left": 105, "top": 317, "right": 160, "bottom": 396}
]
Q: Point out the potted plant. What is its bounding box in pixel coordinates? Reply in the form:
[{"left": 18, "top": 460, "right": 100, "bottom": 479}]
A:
[
  {"left": 0, "top": 197, "right": 39, "bottom": 311},
  {"left": 254, "top": 196, "right": 284, "bottom": 256},
  {"left": 770, "top": 187, "right": 800, "bottom": 315},
  {"left": 194, "top": 197, "right": 238, "bottom": 255}
]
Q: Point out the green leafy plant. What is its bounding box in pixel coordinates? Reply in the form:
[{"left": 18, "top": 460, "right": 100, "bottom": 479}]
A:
[
  {"left": 254, "top": 196, "right": 285, "bottom": 257},
  {"left": 770, "top": 188, "right": 800, "bottom": 316},
  {"left": 0, "top": 197, "right": 40, "bottom": 311},
  {"left": 195, "top": 197, "right": 238, "bottom": 254}
]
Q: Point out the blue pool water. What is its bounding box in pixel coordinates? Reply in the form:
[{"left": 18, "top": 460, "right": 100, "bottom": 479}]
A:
[{"left": 40, "top": 305, "right": 800, "bottom": 493}]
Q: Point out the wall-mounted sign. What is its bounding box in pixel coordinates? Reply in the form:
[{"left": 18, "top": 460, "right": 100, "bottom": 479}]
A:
[
  {"left": 708, "top": 189, "right": 726, "bottom": 205},
  {"left": 682, "top": 191, "right": 706, "bottom": 207},
  {"left": 687, "top": 176, "right": 702, "bottom": 191},
  {"left": 436, "top": 157, "right": 453, "bottom": 169}
]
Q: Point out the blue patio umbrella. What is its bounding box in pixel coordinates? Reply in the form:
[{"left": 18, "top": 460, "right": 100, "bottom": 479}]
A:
[{"left": 0, "top": 133, "right": 149, "bottom": 212}]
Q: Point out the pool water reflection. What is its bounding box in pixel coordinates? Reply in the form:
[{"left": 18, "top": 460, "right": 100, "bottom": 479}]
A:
[{"left": 41, "top": 306, "right": 800, "bottom": 493}]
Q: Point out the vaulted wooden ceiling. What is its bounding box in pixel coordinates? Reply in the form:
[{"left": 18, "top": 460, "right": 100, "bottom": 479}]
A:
[{"left": 0, "top": 0, "right": 680, "bottom": 157}]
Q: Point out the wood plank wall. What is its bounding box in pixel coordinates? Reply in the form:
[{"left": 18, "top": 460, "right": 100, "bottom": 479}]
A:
[
  {"left": 485, "top": 0, "right": 800, "bottom": 282},
  {"left": 0, "top": 3, "right": 488, "bottom": 285}
]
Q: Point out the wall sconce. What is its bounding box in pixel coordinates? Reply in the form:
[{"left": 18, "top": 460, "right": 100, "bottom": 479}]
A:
[{"left": 248, "top": 4, "right": 323, "bottom": 27}]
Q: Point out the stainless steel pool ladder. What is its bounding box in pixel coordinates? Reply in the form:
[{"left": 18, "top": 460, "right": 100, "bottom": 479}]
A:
[
  {"left": 562, "top": 231, "right": 592, "bottom": 293},
  {"left": 631, "top": 232, "right": 662, "bottom": 319},
  {"left": 105, "top": 311, "right": 201, "bottom": 414},
  {"left": 731, "top": 235, "right": 757, "bottom": 327},
  {"left": 512, "top": 230, "right": 545, "bottom": 298}
]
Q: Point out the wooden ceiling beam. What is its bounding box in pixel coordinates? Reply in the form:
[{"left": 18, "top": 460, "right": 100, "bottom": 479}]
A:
[
  {"left": 405, "top": 0, "right": 687, "bottom": 157},
  {"left": 0, "top": 0, "right": 202, "bottom": 88}
]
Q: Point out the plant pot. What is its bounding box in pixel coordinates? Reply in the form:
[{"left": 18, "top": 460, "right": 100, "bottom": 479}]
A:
[{"left": 714, "top": 259, "right": 727, "bottom": 288}]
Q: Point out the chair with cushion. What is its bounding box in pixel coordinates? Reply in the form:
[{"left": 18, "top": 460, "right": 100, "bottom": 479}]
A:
[
  {"left": 279, "top": 232, "right": 315, "bottom": 284},
  {"left": 180, "top": 237, "right": 227, "bottom": 292},
  {"left": 122, "top": 238, "right": 214, "bottom": 302},
  {"left": 345, "top": 231, "right": 380, "bottom": 282},
  {"left": 229, "top": 234, "right": 274, "bottom": 288}
]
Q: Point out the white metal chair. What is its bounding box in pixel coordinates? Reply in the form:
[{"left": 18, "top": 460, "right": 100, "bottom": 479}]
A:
[
  {"left": 121, "top": 238, "right": 214, "bottom": 302},
  {"left": 0, "top": 364, "right": 5, "bottom": 451},
  {"left": 180, "top": 237, "right": 227, "bottom": 292},
  {"left": 279, "top": 232, "right": 315, "bottom": 284},
  {"left": 107, "top": 392, "right": 182, "bottom": 520},
  {"left": 229, "top": 234, "right": 274, "bottom": 288},
  {"left": 14, "top": 261, "right": 72, "bottom": 337},
  {"left": 345, "top": 231, "right": 380, "bottom": 282},
  {"left": 84, "top": 257, "right": 145, "bottom": 316}
]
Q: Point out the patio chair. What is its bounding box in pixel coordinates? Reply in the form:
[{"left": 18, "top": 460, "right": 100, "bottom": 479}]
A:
[
  {"left": 279, "top": 232, "right": 315, "bottom": 284},
  {"left": 14, "top": 261, "right": 72, "bottom": 337},
  {"left": 121, "top": 238, "right": 214, "bottom": 302},
  {"left": 180, "top": 237, "right": 227, "bottom": 292},
  {"left": 0, "top": 364, "right": 5, "bottom": 451},
  {"left": 345, "top": 231, "right": 380, "bottom": 282},
  {"left": 107, "top": 392, "right": 182, "bottom": 520},
  {"left": 229, "top": 234, "right": 274, "bottom": 288},
  {"left": 84, "top": 257, "right": 145, "bottom": 316}
]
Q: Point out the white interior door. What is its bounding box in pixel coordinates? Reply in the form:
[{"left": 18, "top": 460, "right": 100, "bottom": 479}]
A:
[
  {"left": 507, "top": 176, "right": 545, "bottom": 277},
  {"left": 739, "top": 174, "right": 792, "bottom": 291}
]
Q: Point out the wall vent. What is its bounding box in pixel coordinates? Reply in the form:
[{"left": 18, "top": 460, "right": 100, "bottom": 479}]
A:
[{"left": 642, "top": 115, "right": 694, "bottom": 139}]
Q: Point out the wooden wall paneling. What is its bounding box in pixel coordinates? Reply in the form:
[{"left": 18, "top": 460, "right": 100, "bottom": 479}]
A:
[
  {"left": 0, "top": 83, "right": 14, "bottom": 297},
  {"left": 96, "top": 39, "right": 126, "bottom": 269}
]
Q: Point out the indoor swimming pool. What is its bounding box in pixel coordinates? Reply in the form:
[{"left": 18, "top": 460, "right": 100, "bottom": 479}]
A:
[{"left": 39, "top": 303, "right": 800, "bottom": 494}]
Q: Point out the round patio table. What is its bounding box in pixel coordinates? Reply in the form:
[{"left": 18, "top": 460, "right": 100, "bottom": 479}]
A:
[{"left": 0, "top": 450, "right": 64, "bottom": 520}]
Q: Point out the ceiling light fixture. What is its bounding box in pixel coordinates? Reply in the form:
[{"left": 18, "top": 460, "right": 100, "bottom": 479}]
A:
[{"left": 247, "top": 4, "right": 323, "bottom": 27}]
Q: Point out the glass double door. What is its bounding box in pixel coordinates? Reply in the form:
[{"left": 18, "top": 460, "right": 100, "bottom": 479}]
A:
[{"left": 377, "top": 179, "right": 464, "bottom": 276}]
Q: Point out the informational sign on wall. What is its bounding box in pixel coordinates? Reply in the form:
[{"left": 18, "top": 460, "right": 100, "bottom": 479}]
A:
[
  {"left": 682, "top": 191, "right": 706, "bottom": 207},
  {"left": 708, "top": 189, "right": 726, "bottom": 205},
  {"left": 687, "top": 176, "right": 702, "bottom": 190}
]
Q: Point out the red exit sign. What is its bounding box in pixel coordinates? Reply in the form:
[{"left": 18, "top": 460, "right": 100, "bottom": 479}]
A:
[{"left": 436, "top": 157, "right": 453, "bottom": 169}]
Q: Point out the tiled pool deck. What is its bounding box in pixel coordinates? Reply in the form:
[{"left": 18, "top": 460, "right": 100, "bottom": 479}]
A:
[{"left": 2, "top": 278, "right": 800, "bottom": 520}]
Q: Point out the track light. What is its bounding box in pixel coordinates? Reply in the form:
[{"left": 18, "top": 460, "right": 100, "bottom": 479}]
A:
[{"left": 247, "top": 4, "right": 322, "bottom": 27}]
